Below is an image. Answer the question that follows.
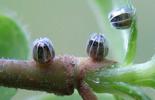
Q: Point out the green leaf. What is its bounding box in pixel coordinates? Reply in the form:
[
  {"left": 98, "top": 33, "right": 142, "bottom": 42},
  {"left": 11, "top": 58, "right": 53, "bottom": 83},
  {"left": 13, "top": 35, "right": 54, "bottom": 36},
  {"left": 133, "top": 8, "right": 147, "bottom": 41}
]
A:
[
  {"left": 114, "top": 95, "right": 124, "bottom": 100},
  {"left": 85, "top": 58, "right": 155, "bottom": 98},
  {"left": 0, "top": 15, "right": 29, "bottom": 59},
  {"left": 0, "top": 14, "right": 29, "bottom": 100},
  {"left": 112, "top": 82, "right": 151, "bottom": 100},
  {"left": 123, "top": 18, "right": 138, "bottom": 65}
]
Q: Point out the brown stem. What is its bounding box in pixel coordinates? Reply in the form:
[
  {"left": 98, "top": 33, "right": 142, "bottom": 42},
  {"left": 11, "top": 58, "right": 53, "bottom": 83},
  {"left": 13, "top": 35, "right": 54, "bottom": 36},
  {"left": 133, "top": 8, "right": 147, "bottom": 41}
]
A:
[
  {"left": 0, "top": 56, "right": 116, "bottom": 99},
  {"left": 0, "top": 56, "right": 76, "bottom": 95},
  {"left": 77, "top": 82, "right": 97, "bottom": 100},
  {"left": 76, "top": 57, "right": 116, "bottom": 100}
]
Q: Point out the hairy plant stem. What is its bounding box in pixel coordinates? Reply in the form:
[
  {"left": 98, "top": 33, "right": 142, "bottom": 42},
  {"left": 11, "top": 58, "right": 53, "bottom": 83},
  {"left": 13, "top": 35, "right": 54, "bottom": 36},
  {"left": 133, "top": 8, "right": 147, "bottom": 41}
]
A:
[{"left": 0, "top": 56, "right": 115, "bottom": 100}]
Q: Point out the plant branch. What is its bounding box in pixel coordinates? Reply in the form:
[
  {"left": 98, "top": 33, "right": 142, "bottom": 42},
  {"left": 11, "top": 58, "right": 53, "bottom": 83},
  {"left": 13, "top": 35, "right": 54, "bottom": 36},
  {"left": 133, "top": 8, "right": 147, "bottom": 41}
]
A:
[
  {"left": 85, "top": 58, "right": 155, "bottom": 92},
  {"left": 77, "top": 81, "right": 97, "bottom": 100},
  {"left": 0, "top": 56, "right": 115, "bottom": 100}
]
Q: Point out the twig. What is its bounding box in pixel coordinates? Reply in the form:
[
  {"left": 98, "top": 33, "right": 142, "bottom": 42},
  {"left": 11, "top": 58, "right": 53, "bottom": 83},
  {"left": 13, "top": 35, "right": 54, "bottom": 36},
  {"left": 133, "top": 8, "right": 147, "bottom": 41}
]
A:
[{"left": 0, "top": 56, "right": 115, "bottom": 100}]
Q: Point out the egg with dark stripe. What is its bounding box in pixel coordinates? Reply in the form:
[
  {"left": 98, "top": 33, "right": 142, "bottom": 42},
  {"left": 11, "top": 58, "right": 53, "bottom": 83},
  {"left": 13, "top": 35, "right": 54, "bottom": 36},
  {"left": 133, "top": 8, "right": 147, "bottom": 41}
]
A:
[
  {"left": 86, "top": 33, "right": 108, "bottom": 61},
  {"left": 33, "top": 38, "right": 55, "bottom": 64},
  {"left": 109, "top": 7, "right": 135, "bottom": 29}
]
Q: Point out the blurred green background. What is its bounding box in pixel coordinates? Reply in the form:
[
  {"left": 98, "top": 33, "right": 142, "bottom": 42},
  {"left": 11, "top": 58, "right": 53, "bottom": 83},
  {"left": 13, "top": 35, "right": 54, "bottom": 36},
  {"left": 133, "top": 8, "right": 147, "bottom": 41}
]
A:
[
  {"left": 0, "top": 0, "right": 155, "bottom": 100},
  {"left": 1, "top": 0, "right": 155, "bottom": 62}
]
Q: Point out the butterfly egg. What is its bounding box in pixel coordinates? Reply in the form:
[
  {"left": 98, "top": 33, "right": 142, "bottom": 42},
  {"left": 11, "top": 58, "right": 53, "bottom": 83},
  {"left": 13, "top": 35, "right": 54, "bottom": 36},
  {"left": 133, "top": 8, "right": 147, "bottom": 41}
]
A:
[
  {"left": 86, "top": 33, "right": 109, "bottom": 61},
  {"left": 33, "top": 37, "right": 55, "bottom": 64},
  {"left": 109, "top": 7, "right": 135, "bottom": 29}
]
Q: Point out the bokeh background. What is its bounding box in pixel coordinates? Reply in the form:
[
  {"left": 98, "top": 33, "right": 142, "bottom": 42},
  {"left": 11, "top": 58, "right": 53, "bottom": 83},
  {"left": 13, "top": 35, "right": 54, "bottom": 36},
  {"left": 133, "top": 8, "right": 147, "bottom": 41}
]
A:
[
  {"left": 1, "top": 0, "right": 155, "bottom": 62},
  {"left": 0, "top": 0, "right": 155, "bottom": 100}
]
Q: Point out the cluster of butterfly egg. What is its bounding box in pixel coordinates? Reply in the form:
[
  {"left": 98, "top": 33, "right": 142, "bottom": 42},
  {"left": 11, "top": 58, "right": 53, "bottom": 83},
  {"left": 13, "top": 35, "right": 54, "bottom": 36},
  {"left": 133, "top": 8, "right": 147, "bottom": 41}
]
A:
[{"left": 32, "top": 6, "right": 135, "bottom": 64}]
